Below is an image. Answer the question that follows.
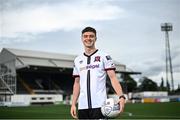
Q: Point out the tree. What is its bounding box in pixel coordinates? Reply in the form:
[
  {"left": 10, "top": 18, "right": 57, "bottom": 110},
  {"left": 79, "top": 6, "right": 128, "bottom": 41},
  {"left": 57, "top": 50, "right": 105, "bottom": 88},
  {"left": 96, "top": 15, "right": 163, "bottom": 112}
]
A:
[
  {"left": 107, "top": 74, "right": 137, "bottom": 94},
  {"left": 160, "top": 77, "right": 166, "bottom": 91},
  {"left": 174, "top": 84, "right": 180, "bottom": 95},
  {"left": 160, "top": 77, "right": 164, "bottom": 88},
  {"left": 138, "top": 76, "right": 158, "bottom": 91},
  {"left": 124, "top": 75, "right": 137, "bottom": 92},
  {"left": 166, "top": 79, "right": 170, "bottom": 92}
]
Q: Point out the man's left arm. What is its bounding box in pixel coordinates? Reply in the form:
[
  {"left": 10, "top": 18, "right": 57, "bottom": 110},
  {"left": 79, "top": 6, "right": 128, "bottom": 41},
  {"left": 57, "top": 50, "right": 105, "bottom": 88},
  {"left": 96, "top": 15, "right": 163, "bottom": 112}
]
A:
[{"left": 107, "top": 70, "right": 125, "bottom": 113}]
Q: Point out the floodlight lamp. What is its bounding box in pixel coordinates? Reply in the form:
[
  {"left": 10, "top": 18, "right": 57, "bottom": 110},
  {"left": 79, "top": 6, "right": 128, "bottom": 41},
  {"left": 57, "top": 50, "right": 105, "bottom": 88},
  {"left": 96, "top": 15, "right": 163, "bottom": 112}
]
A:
[{"left": 161, "top": 23, "right": 173, "bottom": 31}]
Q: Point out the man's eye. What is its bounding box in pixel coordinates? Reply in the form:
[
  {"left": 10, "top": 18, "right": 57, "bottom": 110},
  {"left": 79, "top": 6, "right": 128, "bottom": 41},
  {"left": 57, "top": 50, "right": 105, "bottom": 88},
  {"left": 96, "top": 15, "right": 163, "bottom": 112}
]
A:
[
  {"left": 84, "top": 35, "right": 88, "bottom": 38},
  {"left": 89, "top": 35, "right": 94, "bottom": 38}
]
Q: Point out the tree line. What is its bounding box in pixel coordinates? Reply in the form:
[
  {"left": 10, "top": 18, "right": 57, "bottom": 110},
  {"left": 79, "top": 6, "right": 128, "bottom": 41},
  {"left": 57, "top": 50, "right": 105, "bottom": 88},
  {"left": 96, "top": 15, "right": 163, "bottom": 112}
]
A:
[{"left": 107, "top": 75, "right": 180, "bottom": 95}]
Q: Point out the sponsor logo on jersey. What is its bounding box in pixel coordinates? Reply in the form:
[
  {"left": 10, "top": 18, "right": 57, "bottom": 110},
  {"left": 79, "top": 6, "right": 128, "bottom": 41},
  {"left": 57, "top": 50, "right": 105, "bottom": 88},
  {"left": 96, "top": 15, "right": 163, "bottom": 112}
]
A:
[{"left": 80, "top": 64, "right": 99, "bottom": 71}]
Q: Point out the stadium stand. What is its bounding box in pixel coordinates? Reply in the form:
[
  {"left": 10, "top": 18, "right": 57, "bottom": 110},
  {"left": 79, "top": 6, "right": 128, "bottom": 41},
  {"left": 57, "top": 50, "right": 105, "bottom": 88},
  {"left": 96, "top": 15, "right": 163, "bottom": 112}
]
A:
[{"left": 0, "top": 48, "right": 132, "bottom": 106}]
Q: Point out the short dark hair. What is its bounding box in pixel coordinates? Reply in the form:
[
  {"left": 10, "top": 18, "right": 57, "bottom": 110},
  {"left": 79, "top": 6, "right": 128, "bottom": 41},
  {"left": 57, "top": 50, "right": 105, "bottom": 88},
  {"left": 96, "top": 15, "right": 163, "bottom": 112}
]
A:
[{"left": 82, "top": 27, "right": 96, "bottom": 36}]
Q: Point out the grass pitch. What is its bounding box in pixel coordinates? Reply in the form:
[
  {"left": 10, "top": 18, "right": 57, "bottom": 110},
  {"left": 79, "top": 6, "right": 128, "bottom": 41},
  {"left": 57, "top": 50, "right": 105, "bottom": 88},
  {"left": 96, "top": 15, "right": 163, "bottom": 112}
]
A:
[
  {"left": 121, "top": 102, "right": 180, "bottom": 119},
  {"left": 0, "top": 102, "right": 180, "bottom": 119}
]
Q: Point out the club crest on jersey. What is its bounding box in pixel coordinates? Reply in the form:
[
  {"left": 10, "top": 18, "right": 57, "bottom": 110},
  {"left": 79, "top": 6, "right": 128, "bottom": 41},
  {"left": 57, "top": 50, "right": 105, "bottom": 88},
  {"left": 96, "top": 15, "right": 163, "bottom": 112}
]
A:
[
  {"left": 106, "top": 55, "right": 112, "bottom": 60},
  {"left": 94, "top": 56, "right": 101, "bottom": 62}
]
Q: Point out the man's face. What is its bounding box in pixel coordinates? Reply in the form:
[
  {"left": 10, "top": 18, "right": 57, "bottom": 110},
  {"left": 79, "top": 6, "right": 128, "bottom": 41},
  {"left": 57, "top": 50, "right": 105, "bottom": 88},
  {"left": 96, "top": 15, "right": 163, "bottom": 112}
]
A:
[{"left": 82, "top": 32, "right": 96, "bottom": 48}]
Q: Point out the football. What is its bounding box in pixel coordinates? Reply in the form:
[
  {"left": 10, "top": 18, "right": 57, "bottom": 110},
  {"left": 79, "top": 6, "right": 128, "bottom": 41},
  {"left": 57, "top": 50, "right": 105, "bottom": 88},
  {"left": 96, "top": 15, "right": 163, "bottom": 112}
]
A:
[{"left": 101, "top": 98, "right": 120, "bottom": 118}]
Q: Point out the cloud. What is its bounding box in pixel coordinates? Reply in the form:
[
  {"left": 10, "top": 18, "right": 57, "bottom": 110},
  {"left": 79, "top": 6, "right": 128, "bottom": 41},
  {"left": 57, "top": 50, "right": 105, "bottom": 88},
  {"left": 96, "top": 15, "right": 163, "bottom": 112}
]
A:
[
  {"left": 129, "top": 55, "right": 180, "bottom": 89},
  {"left": 0, "top": 33, "right": 37, "bottom": 44},
  {"left": 0, "top": 0, "right": 124, "bottom": 39},
  {"left": 172, "top": 46, "right": 180, "bottom": 59}
]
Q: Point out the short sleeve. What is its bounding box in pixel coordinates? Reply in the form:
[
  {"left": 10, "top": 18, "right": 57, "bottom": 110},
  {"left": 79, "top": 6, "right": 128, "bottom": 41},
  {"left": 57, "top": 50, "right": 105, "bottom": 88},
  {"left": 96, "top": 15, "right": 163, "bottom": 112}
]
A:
[
  {"left": 103, "top": 54, "right": 116, "bottom": 71},
  {"left": 72, "top": 60, "right": 80, "bottom": 78}
]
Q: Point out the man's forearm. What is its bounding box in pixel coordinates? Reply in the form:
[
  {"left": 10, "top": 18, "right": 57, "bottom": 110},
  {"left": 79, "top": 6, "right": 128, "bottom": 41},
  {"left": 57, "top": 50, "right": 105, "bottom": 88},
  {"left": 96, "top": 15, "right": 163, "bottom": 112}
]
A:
[
  {"left": 107, "top": 70, "right": 124, "bottom": 96},
  {"left": 71, "top": 80, "right": 80, "bottom": 106},
  {"left": 111, "top": 78, "right": 123, "bottom": 96}
]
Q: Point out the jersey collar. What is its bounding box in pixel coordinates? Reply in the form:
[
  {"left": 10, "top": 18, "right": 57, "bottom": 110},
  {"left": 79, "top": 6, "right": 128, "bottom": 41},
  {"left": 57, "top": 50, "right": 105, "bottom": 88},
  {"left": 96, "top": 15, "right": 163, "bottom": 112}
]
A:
[{"left": 84, "top": 49, "right": 98, "bottom": 57}]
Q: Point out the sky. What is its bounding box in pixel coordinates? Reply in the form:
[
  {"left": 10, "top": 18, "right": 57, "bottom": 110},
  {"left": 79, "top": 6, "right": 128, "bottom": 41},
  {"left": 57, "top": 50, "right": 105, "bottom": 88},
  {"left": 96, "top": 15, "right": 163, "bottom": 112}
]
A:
[{"left": 0, "top": 0, "right": 180, "bottom": 89}]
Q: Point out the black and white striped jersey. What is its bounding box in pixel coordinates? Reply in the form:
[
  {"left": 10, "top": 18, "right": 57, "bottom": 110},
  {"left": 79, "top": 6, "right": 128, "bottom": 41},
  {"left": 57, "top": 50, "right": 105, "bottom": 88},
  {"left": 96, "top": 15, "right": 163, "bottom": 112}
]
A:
[{"left": 73, "top": 49, "right": 116, "bottom": 109}]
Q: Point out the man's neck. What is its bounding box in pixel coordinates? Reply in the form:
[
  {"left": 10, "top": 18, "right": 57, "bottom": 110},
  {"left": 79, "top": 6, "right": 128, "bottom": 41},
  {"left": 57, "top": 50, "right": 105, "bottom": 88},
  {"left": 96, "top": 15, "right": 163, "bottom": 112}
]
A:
[{"left": 84, "top": 47, "right": 97, "bottom": 56}]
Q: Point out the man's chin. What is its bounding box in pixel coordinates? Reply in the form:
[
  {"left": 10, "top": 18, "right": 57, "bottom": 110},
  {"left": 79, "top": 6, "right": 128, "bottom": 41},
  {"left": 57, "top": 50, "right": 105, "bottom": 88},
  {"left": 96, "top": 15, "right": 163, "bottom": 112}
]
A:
[
  {"left": 85, "top": 44, "right": 93, "bottom": 48},
  {"left": 86, "top": 46, "right": 94, "bottom": 49}
]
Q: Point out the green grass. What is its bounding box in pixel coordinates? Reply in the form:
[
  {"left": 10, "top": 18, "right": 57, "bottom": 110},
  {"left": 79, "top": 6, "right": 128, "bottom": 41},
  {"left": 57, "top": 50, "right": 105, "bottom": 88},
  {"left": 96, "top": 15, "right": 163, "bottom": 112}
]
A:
[
  {"left": 0, "top": 102, "right": 180, "bottom": 119},
  {"left": 121, "top": 102, "right": 180, "bottom": 119},
  {"left": 0, "top": 104, "right": 71, "bottom": 119}
]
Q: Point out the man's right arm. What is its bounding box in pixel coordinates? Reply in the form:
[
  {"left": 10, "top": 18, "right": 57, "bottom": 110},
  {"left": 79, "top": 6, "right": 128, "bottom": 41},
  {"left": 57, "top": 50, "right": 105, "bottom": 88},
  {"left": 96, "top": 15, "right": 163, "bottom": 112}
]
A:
[{"left": 70, "top": 77, "right": 80, "bottom": 118}]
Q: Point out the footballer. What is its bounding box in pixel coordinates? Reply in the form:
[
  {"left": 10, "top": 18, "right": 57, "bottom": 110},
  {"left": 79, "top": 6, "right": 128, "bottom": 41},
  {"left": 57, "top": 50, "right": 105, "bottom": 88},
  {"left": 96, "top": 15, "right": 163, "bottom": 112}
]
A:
[{"left": 70, "top": 27, "right": 125, "bottom": 119}]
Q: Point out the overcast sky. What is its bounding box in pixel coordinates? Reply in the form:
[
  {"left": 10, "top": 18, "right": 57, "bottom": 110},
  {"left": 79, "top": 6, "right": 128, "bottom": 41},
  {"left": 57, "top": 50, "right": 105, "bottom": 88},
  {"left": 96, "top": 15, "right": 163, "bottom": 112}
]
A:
[{"left": 0, "top": 0, "right": 179, "bottom": 89}]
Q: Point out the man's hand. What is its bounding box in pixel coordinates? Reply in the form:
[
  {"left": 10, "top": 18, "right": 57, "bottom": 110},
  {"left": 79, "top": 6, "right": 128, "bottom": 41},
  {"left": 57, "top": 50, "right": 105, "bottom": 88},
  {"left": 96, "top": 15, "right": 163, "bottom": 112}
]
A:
[
  {"left": 70, "top": 105, "right": 77, "bottom": 119},
  {"left": 119, "top": 98, "right": 125, "bottom": 113}
]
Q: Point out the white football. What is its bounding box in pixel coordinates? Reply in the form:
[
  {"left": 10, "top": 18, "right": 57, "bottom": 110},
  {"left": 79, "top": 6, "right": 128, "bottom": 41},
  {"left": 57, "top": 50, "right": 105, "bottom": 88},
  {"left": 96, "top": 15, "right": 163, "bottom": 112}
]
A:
[{"left": 101, "top": 98, "right": 120, "bottom": 118}]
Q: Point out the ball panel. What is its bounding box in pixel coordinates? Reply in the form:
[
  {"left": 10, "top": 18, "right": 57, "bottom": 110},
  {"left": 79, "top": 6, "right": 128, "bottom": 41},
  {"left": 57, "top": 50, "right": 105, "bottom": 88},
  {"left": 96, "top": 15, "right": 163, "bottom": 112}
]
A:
[{"left": 101, "top": 98, "right": 120, "bottom": 118}]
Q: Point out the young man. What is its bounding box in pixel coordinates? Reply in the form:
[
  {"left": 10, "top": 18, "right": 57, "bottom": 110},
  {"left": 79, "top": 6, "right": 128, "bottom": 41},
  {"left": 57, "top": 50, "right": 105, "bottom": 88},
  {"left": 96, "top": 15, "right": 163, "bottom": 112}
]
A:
[{"left": 70, "top": 27, "right": 125, "bottom": 119}]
